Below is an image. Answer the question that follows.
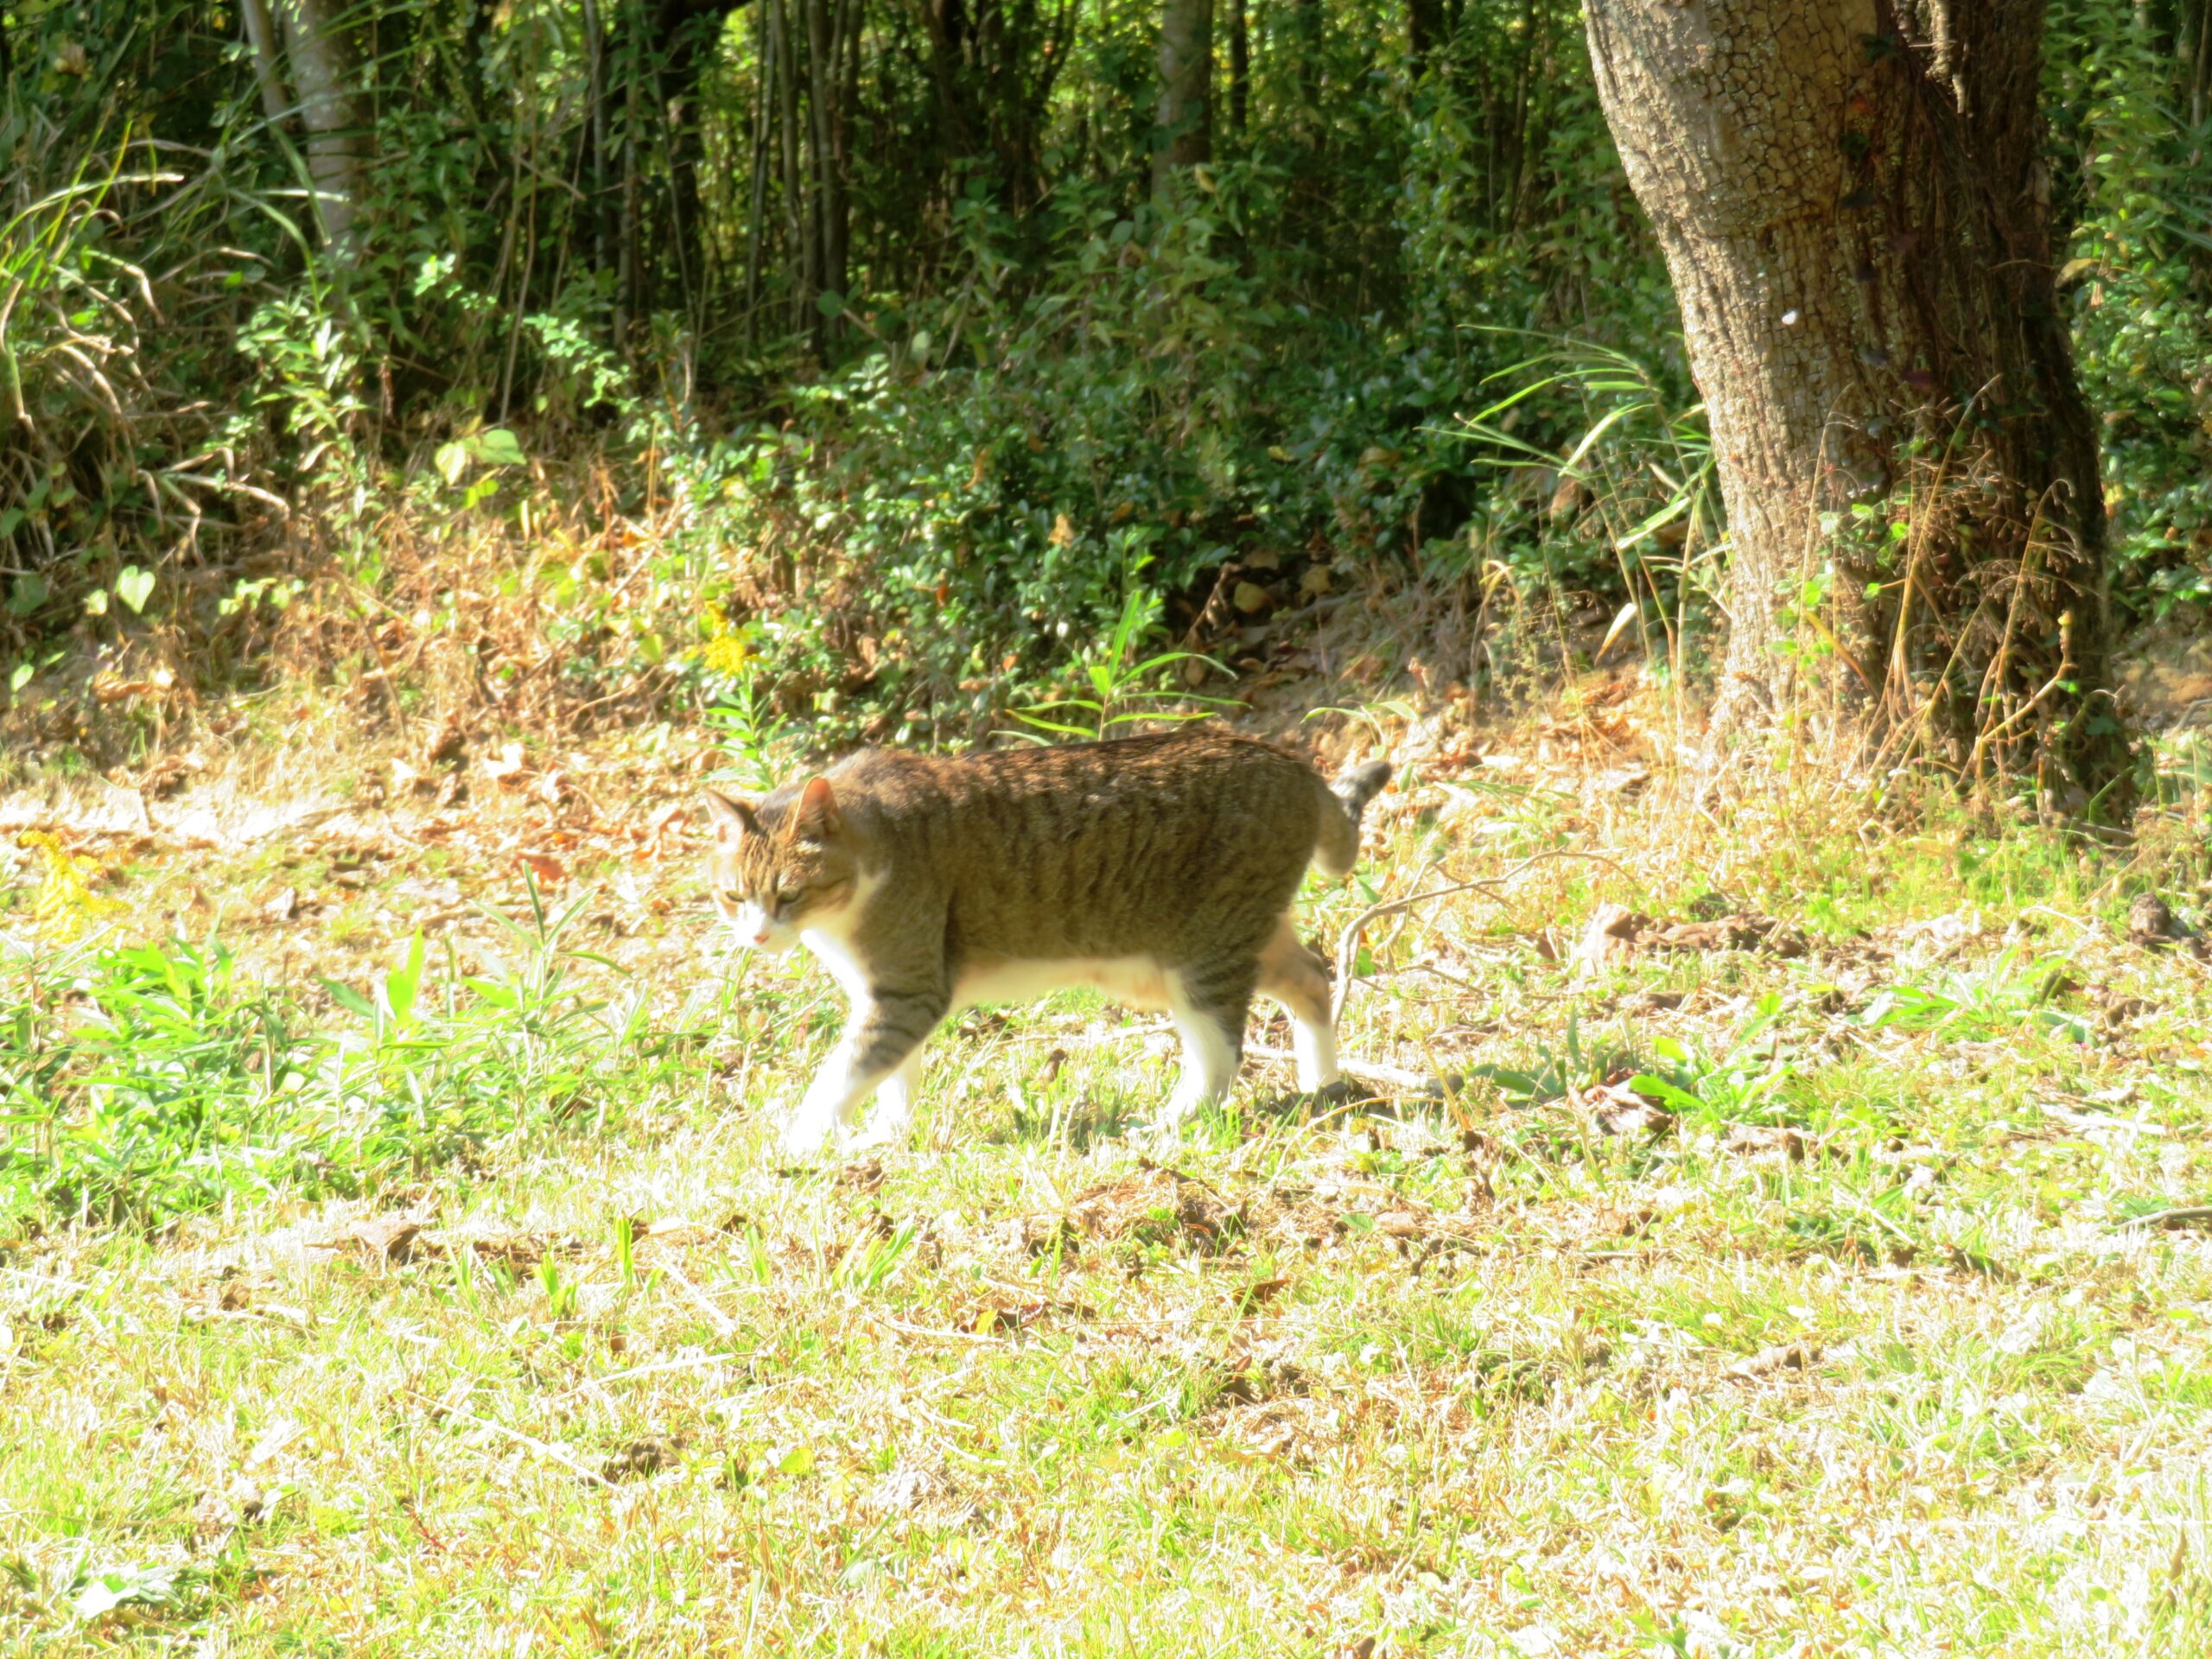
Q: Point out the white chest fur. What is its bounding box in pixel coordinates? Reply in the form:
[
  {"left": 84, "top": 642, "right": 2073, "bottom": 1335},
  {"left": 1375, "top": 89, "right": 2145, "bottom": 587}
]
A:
[{"left": 800, "top": 927, "right": 874, "bottom": 1007}]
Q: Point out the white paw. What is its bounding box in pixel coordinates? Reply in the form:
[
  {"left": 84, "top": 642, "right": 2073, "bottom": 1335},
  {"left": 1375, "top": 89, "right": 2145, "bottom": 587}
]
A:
[
  {"left": 778, "top": 1114, "right": 835, "bottom": 1160},
  {"left": 839, "top": 1115, "right": 910, "bottom": 1154}
]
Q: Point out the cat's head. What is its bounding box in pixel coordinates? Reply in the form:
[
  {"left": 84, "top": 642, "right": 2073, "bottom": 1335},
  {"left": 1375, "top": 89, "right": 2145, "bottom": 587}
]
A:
[{"left": 702, "top": 777, "right": 860, "bottom": 954}]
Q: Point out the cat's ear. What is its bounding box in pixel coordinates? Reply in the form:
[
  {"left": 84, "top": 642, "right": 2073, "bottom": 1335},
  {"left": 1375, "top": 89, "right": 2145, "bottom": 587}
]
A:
[
  {"left": 702, "top": 789, "right": 760, "bottom": 845},
  {"left": 792, "top": 775, "right": 842, "bottom": 842}
]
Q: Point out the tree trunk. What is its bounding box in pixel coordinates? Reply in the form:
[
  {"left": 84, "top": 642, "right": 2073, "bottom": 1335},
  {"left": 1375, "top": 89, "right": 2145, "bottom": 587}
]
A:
[
  {"left": 1408, "top": 0, "right": 1444, "bottom": 68},
  {"left": 582, "top": 0, "right": 612, "bottom": 285},
  {"left": 1153, "top": 0, "right": 1213, "bottom": 196},
  {"left": 1294, "top": 0, "right": 1323, "bottom": 146},
  {"left": 652, "top": 1, "right": 747, "bottom": 323},
  {"left": 276, "top": 0, "right": 370, "bottom": 257},
  {"left": 802, "top": 0, "right": 854, "bottom": 343},
  {"left": 1586, "top": 0, "right": 2133, "bottom": 812},
  {"left": 1229, "top": 0, "right": 1249, "bottom": 137},
  {"left": 2193, "top": 0, "right": 2212, "bottom": 125},
  {"left": 771, "top": 0, "right": 810, "bottom": 336},
  {"left": 742, "top": 0, "right": 774, "bottom": 346},
  {"left": 240, "top": 0, "right": 291, "bottom": 126}
]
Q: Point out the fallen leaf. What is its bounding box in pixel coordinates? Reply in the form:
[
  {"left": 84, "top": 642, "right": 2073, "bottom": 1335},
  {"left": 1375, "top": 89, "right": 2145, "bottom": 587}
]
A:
[
  {"left": 518, "top": 851, "right": 568, "bottom": 887},
  {"left": 1587, "top": 1081, "right": 1674, "bottom": 1138},
  {"left": 346, "top": 1216, "right": 423, "bottom": 1264},
  {"left": 601, "top": 1436, "right": 678, "bottom": 1483},
  {"left": 2127, "top": 893, "right": 2183, "bottom": 947},
  {"left": 1726, "top": 1338, "right": 1822, "bottom": 1381},
  {"left": 1572, "top": 902, "right": 1647, "bottom": 973},
  {"left": 482, "top": 741, "right": 528, "bottom": 785},
  {"left": 836, "top": 1159, "right": 887, "bottom": 1194},
  {"left": 1721, "top": 1124, "right": 1808, "bottom": 1164}
]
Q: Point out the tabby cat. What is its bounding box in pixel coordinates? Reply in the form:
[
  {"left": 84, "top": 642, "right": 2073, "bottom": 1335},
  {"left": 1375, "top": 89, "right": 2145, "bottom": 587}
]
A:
[{"left": 704, "top": 728, "right": 1390, "bottom": 1154}]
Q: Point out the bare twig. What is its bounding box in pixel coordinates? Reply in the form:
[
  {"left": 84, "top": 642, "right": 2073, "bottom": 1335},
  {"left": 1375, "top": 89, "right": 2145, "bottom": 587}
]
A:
[
  {"left": 2112, "top": 1206, "right": 2212, "bottom": 1232},
  {"left": 422, "top": 1395, "right": 613, "bottom": 1488},
  {"left": 1329, "top": 849, "right": 1629, "bottom": 1024}
]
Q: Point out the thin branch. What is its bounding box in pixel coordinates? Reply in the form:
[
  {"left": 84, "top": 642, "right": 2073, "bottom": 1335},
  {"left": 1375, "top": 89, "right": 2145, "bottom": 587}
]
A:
[{"left": 1330, "top": 849, "right": 1630, "bottom": 1024}]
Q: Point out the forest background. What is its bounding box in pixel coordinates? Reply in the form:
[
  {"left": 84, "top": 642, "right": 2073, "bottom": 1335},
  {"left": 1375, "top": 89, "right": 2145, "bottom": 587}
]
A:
[{"left": 5, "top": 0, "right": 2210, "bottom": 769}]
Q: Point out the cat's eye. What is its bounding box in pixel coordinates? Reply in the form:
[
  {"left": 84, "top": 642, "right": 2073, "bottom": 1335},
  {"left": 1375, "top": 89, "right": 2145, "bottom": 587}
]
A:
[{"left": 775, "top": 885, "right": 804, "bottom": 908}]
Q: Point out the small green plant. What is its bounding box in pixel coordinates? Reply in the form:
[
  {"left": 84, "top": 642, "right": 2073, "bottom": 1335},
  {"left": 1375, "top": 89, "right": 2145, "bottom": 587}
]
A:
[
  {"left": 704, "top": 671, "right": 794, "bottom": 793},
  {"left": 537, "top": 1252, "right": 580, "bottom": 1321},
  {"left": 1628, "top": 993, "right": 1796, "bottom": 1123},
  {"left": 1013, "top": 587, "right": 1231, "bottom": 741},
  {"left": 1451, "top": 333, "right": 1718, "bottom": 676},
  {"left": 1859, "top": 950, "right": 2092, "bottom": 1044},
  {"left": 0, "top": 890, "right": 657, "bottom": 1231}
]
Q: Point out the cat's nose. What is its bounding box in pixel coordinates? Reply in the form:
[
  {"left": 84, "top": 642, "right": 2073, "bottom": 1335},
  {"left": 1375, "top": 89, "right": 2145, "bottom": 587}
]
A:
[{"left": 751, "top": 926, "right": 772, "bottom": 947}]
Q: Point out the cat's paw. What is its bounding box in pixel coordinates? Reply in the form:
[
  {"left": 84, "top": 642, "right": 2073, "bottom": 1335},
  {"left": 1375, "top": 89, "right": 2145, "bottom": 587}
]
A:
[
  {"left": 1132, "top": 1114, "right": 1192, "bottom": 1155},
  {"left": 839, "top": 1116, "right": 911, "bottom": 1155},
  {"left": 777, "top": 1115, "right": 836, "bottom": 1160}
]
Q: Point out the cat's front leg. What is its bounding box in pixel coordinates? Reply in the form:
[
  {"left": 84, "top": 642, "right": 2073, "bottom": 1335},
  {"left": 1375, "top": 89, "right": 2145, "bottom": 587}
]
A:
[
  {"left": 849, "top": 1048, "right": 926, "bottom": 1151},
  {"left": 781, "top": 1042, "right": 874, "bottom": 1156},
  {"left": 779, "top": 988, "right": 945, "bottom": 1156}
]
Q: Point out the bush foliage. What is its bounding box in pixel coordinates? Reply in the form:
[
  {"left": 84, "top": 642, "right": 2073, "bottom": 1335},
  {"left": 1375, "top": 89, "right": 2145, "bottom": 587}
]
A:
[{"left": 1, "top": 0, "right": 2207, "bottom": 741}]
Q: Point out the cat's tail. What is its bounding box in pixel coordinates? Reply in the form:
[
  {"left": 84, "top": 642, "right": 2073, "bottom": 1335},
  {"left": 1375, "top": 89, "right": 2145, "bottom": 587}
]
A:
[{"left": 1313, "top": 758, "right": 1393, "bottom": 877}]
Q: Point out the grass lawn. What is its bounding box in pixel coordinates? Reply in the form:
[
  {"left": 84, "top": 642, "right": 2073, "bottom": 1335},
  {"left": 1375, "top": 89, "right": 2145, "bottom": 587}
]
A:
[{"left": 3, "top": 716, "right": 2211, "bottom": 1656}]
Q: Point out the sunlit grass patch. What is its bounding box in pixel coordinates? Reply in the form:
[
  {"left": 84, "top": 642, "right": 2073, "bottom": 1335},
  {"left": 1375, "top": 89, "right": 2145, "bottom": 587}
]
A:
[{"left": 2, "top": 742, "right": 2210, "bottom": 1654}]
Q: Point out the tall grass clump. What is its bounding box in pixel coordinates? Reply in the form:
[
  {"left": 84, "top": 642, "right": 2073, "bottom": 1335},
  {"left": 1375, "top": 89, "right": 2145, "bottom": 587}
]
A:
[{"left": 0, "top": 887, "right": 658, "bottom": 1231}]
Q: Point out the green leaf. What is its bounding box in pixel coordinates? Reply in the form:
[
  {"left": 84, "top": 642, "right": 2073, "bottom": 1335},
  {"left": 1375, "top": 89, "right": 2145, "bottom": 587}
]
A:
[
  {"left": 382, "top": 933, "right": 426, "bottom": 1029},
  {"left": 815, "top": 289, "right": 846, "bottom": 318},
  {"left": 469, "top": 428, "right": 526, "bottom": 467},
  {"left": 10, "top": 662, "right": 32, "bottom": 694},
  {"left": 1627, "top": 1073, "right": 1707, "bottom": 1114},
  {"left": 320, "top": 979, "right": 378, "bottom": 1020},
  {"left": 462, "top": 976, "right": 518, "bottom": 1009},
  {"left": 114, "top": 565, "right": 156, "bottom": 613}
]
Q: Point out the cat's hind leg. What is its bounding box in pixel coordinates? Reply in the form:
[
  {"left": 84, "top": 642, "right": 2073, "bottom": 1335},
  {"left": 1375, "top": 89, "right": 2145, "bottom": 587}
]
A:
[
  {"left": 780, "top": 988, "right": 944, "bottom": 1156},
  {"left": 1160, "top": 956, "right": 1256, "bottom": 1130},
  {"left": 1256, "top": 912, "right": 1341, "bottom": 1092}
]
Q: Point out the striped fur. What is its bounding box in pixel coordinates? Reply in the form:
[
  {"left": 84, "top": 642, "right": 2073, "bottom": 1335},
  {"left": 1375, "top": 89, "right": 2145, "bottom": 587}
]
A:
[{"left": 704, "top": 728, "right": 1389, "bottom": 1154}]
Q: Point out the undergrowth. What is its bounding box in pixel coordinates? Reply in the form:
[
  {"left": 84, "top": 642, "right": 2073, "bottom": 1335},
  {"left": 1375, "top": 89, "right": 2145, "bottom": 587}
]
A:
[{"left": 0, "top": 885, "right": 665, "bottom": 1231}]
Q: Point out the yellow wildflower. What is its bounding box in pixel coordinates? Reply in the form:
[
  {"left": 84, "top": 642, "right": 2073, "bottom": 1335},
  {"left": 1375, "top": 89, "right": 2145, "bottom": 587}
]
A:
[
  {"left": 702, "top": 632, "right": 753, "bottom": 677},
  {"left": 19, "top": 830, "right": 119, "bottom": 943}
]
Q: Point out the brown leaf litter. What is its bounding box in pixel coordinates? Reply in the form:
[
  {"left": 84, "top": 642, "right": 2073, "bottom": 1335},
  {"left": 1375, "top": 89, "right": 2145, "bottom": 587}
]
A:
[
  {"left": 1014, "top": 1161, "right": 1244, "bottom": 1256},
  {"left": 1573, "top": 902, "right": 1809, "bottom": 975}
]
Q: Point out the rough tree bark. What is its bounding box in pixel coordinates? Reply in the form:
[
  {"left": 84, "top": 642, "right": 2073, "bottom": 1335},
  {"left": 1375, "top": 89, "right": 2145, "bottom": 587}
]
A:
[
  {"left": 1586, "top": 1, "right": 2133, "bottom": 811},
  {"left": 275, "top": 0, "right": 370, "bottom": 258},
  {"left": 1154, "top": 0, "right": 1214, "bottom": 196},
  {"left": 239, "top": 0, "right": 291, "bottom": 126}
]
